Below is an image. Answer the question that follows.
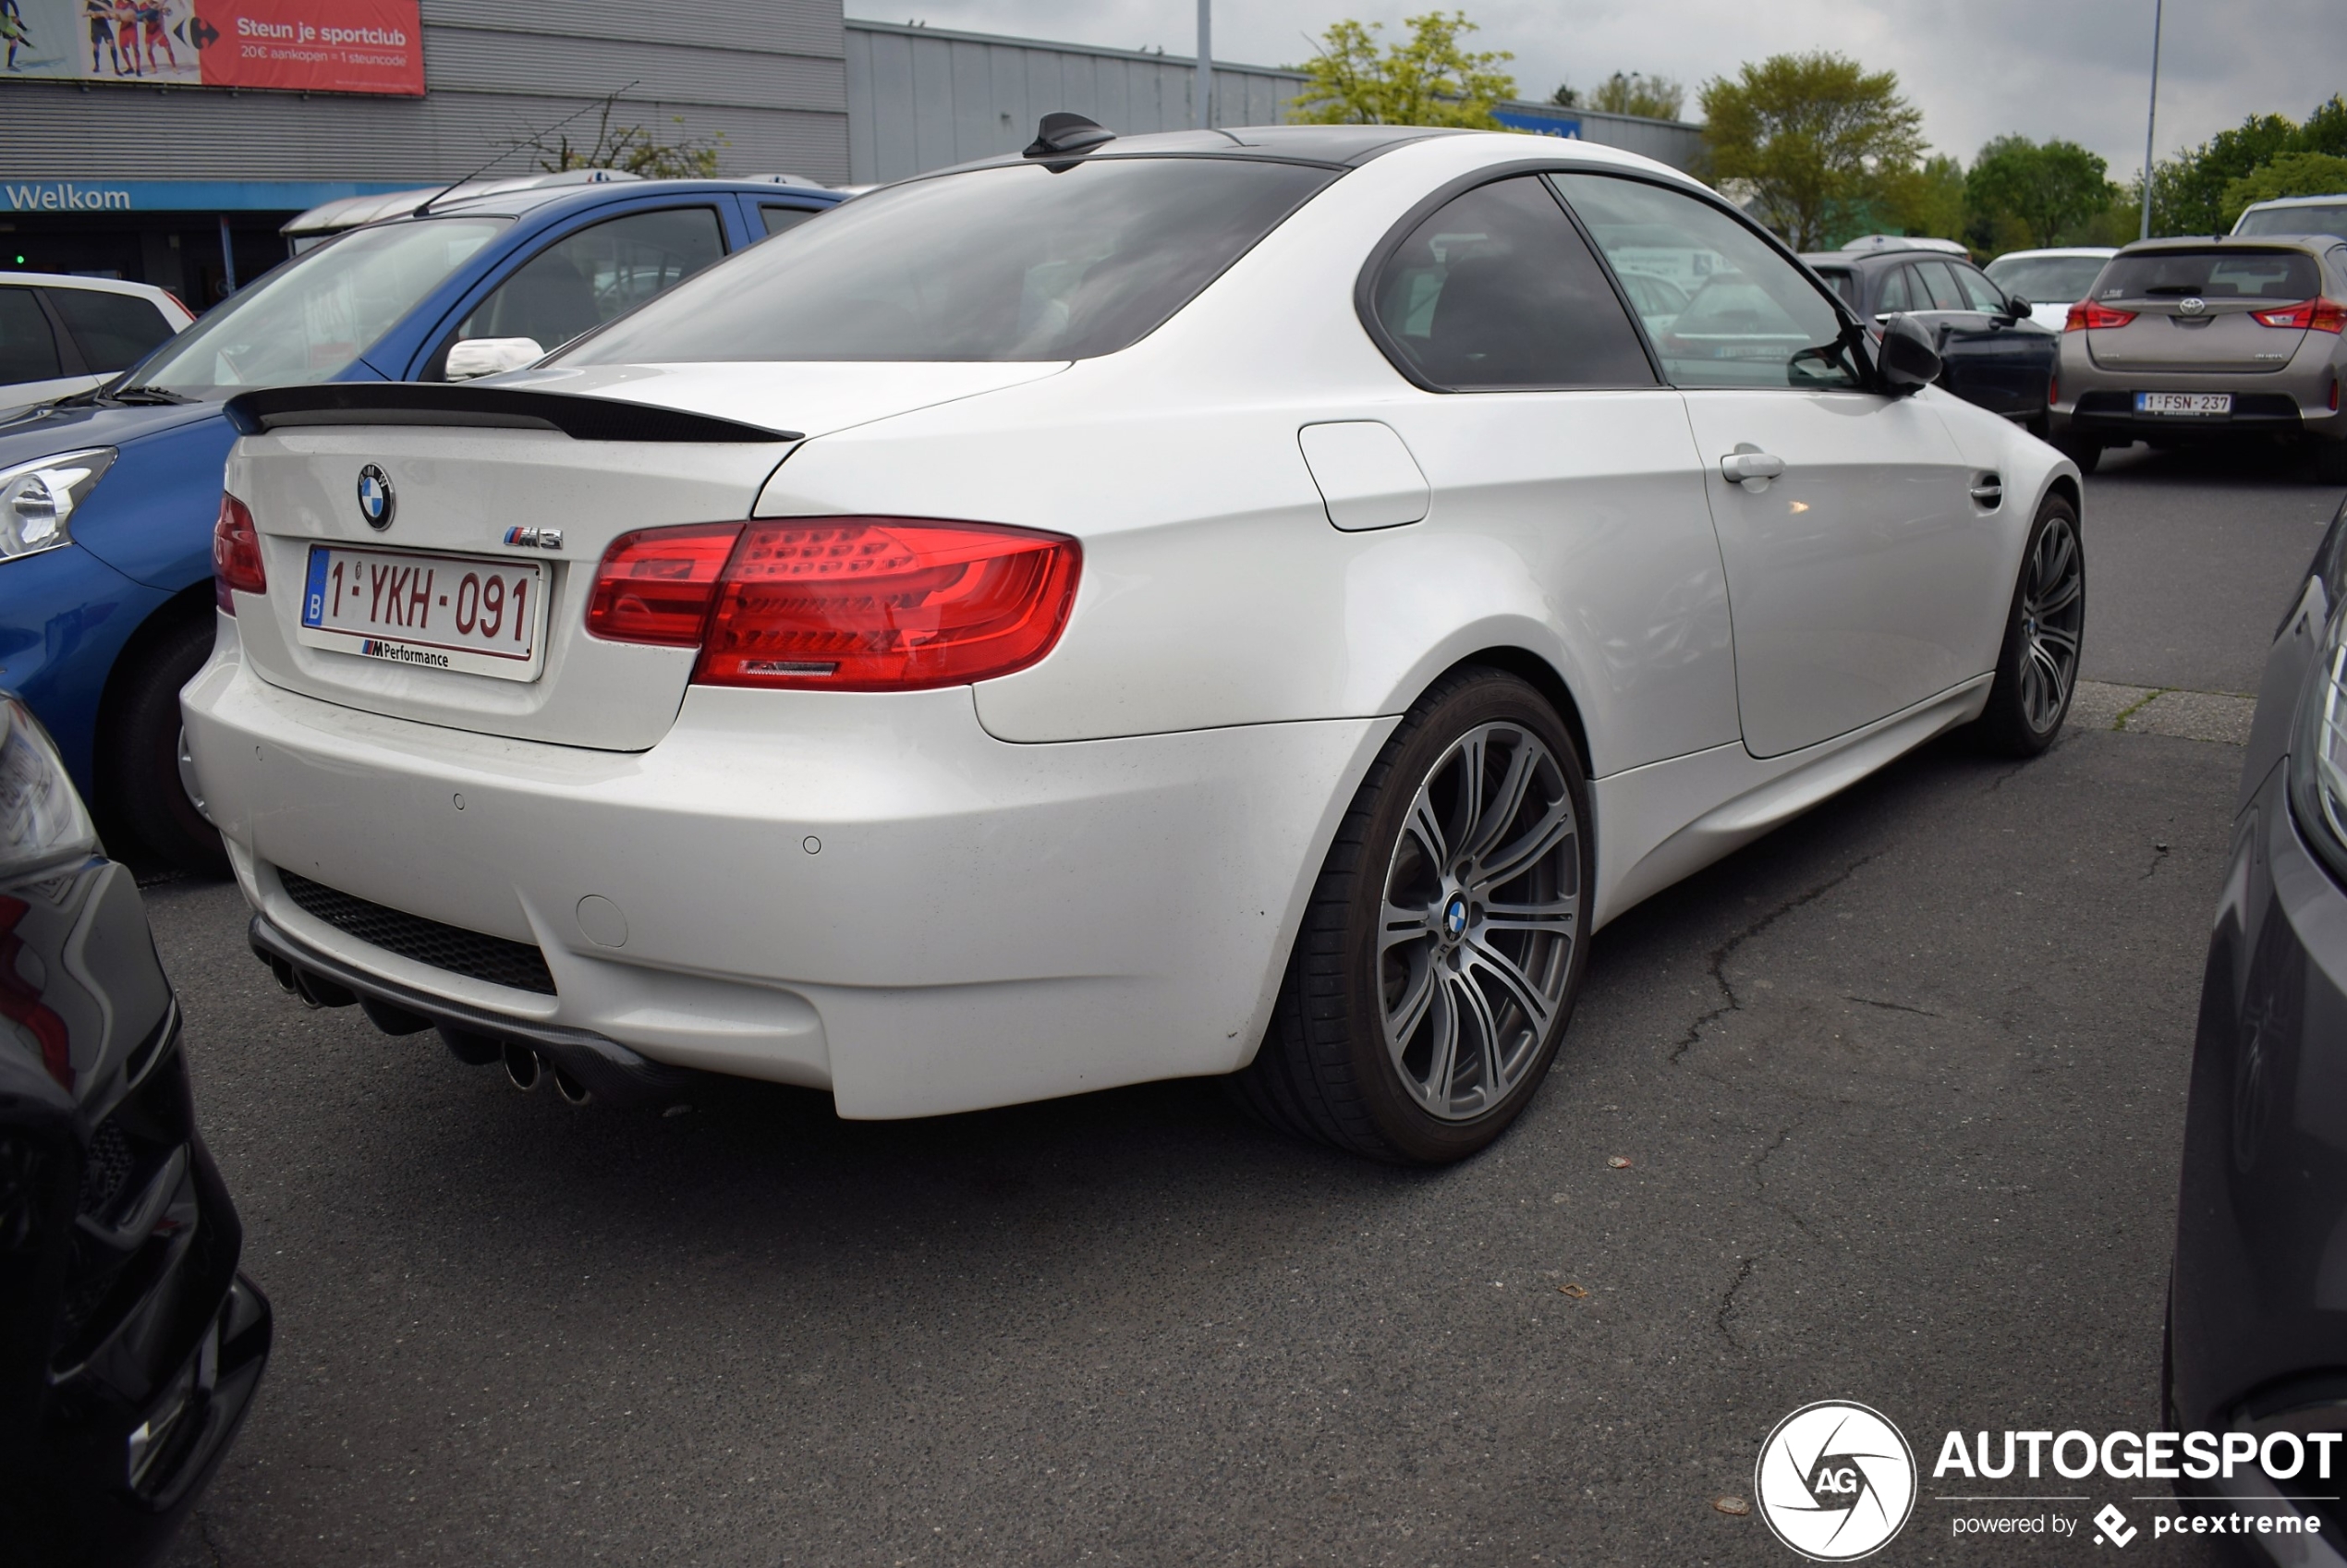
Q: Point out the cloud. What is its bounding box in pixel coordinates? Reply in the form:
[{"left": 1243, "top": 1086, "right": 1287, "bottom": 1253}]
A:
[{"left": 850, "top": 1, "right": 2344, "bottom": 174}]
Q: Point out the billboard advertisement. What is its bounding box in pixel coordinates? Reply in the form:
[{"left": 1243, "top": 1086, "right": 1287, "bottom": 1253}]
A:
[{"left": 1, "top": 0, "right": 424, "bottom": 96}]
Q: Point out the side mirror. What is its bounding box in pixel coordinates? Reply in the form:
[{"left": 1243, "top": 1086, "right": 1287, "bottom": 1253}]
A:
[
  {"left": 444, "top": 336, "right": 545, "bottom": 382},
  {"left": 1877, "top": 313, "right": 1941, "bottom": 395},
  {"left": 2007, "top": 294, "right": 2034, "bottom": 320}
]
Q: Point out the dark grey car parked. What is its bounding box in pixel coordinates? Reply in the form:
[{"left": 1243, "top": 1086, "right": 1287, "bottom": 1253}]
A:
[
  {"left": 1802, "top": 244, "right": 2060, "bottom": 429},
  {"left": 2171, "top": 493, "right": 2347, "bottom": 1556}
]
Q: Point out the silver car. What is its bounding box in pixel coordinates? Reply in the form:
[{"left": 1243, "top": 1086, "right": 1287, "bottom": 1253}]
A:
[{"left": 2050, "top": 235, "right": 2347, "bottom": 479}]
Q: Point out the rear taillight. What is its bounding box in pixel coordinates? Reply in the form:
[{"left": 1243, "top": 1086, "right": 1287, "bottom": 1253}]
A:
[
  {"left": 584, "top": 523, "right": 744, "bottom": 645},
  {"left": 2065, "top": 300, "right": 2136, "bottom": 331},
  {"left": 211, "top": 493, "right": 264, "bottom": 613},
  {"left": 2047, "top": 372, "right": 2058, "bottom": 406},
  {"left": 588, "top": 517, "right": 1081, "bottom": 690},
  {"left": 2253, "top": 297, "right": 2347, "bottom": 333}
]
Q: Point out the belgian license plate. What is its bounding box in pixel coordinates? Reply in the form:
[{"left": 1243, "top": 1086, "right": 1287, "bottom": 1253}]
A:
[
  {"left": 297, "top": 545, "right": 544, "bottom": 681},
  {"left": 2135, "top": 391, "right": 2232, "bottom": 416}
]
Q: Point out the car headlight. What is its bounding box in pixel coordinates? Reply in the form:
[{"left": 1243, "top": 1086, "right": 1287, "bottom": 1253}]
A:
[
  {"left": 0, "top": 447, "right": 116, "bottom": 561},
  {"left": 0, "top": 697, "right": 97, "bottom": 877}
]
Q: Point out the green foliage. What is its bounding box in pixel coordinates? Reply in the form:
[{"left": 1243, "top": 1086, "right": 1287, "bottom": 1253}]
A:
[
  {"left": 1885, "top": 153, "right": 1969, "bottom": 246},
  {"left": 530, "top": 102, "right": 727, "bottom": 180},
  {"left": 2147, "top": 113, "right": 2302, "bottom": 235},
  {"left": 2221, "top": 152, "right": 2347, "bottom": 225},
  {"left": 1293, "top": 12, "right": 1516, "bottom": 129},
  {"left": 1697, "top": 52, "right": 1926, "bottom": 252},
  {"left": 1964, "top": 136, "right": 2122, "bottom": 249},
  {"left": 1588, "top": 71, "right": 1685, "bottom": 121}
]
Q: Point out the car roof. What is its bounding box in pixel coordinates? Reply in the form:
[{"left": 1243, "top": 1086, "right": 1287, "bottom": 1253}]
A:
[
  {"left": 2118, "top": 233, "right": 2336, "bottom": 256},
  {"left": 1987, "top": 248, "right": 2119, "bottom": 260},
  {"left": 2241, "top": 192, "right": 2347, "bottom": 209},
  {"left": 286, "top": 172, "right": 840, "bottom": 237},
  {"left": 920, "top": 122, "right": 1467, "bottom": 179},
  {"left": 1798, "top": 248, "right": 1975, "bottom": 267},
  {"left": 0, "top": 271, "right": 177, "bottom": 299}
]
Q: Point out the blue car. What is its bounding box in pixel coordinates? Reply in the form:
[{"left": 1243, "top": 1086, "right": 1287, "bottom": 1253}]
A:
[{"left": 0, "top": 175, "right": 842, "bottom": 869}]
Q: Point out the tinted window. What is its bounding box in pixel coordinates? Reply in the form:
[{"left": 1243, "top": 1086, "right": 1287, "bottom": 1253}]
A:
[
  {"left": 1912, "top": 260, "right": 1965, "bottom": 310},
  {"left": 760, "top": 204, "right": 819, "bottom": 237},
  {"left": 564, "top": 158, "right": 1334, "bottom": 364},
  {"left": 1875, "top": 266, "right": 1914, "bottom": 313},
  {"left": 47, "top": 287, "right": 175, "bottom": 371},
  {"left": 1368, "top": 176, "right": 1655, "bottom": 390},
  {"left": 131, "top": 218, "right": 507, "bottom": 393},
  {"left": 0, "top": 288, "right": 62, "bottom": 383},
  {"left": 1812, "top": 267, "right": 1859, "bottom": 309},
  {"left": 1985, "top": 254, "right": 2109, "bottom": 304},
  {"left": 2235, "top": 203, "right": 2347, "bottom": 239},
  {"left": 2097, "top": 248, "right": 2320, "bottom": 301},
  {"left": 1950, "top": 264, "right": 2002, "bottom": 311},
  {"left": 459, "top": 207, "right": 725, "bottom": 353},
  {"left": 1555, "top": 173, "right": 1862, "bottom": 391},
  {"left": 1615, "top": 269, "right": 1689, "bottom": 325}
]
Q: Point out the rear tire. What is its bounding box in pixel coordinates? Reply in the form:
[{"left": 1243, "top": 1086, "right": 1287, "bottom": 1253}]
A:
[
  {"left": 101, "top": 610, "right": 226, "bottom": 874},
  {"left": 1975, "top": 494, "right": 2084, "bottom": 758},
  {"left": 1232, "top": 669, "right": 1592, "bottom": 1164}
]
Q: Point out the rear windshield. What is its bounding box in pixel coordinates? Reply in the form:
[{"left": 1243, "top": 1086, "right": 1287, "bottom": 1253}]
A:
[
  {"left": 561, "top": 157, "right": 1336, "bottom": 364},
  {"left": 2234, "top": 202, "right": 2347, "bottom": 240},
  {"left": 1985, "top": 254, "right": 2110, "bottom": 305},
  {"left": 2094, "top": 248, "right": 2320, "bottom": 302},
  {"left": 1809, "top": 267, "right": 1859, "bottom": 309}
]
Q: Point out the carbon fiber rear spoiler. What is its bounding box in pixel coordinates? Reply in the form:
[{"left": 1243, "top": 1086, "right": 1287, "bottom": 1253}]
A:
[{"left": 223, "top": 383, "right": 799, "bottom": 444}]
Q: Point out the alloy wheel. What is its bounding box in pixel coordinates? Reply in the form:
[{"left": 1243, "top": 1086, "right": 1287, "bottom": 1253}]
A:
[
  {"left": 2019, "top": 513, "right": 2084, "bottom": 733},
  {"left": 1379, "top": 722, "right": 1581, "bottom": 1120}
]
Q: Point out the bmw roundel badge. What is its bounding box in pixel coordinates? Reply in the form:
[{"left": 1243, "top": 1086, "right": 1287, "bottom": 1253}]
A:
[{"left": 357, "top": 464, "right": 395, "bottom": 530}]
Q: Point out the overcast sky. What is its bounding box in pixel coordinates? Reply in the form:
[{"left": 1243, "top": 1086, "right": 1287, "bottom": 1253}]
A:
[{"left": 846, "top": 1, "right": 2343, "bottom": 176}]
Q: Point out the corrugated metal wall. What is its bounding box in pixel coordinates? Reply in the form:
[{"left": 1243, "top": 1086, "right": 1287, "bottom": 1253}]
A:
[
  {"left": 843, "top": 20, "right": 1702, "bottom": 186},
  {"left": 0, "top": 0, "right": 851, "bottom": 185}
]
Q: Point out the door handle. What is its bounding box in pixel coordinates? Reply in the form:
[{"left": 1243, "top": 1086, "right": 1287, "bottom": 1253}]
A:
[{"left": 1721, "top": 449, "right": 1785, "bottom": 490}]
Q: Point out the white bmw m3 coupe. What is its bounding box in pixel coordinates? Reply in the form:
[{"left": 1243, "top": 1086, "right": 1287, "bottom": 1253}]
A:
[{"left": 184, "top": 120, "right": 2084, "bottom": 1163}]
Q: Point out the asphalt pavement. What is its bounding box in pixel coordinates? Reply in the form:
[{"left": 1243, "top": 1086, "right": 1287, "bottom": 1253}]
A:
[{"left": 154, "top": 454, "right": 2345, "bottom": 1567}]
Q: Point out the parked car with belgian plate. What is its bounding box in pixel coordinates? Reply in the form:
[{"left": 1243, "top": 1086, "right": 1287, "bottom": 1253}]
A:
[
  {"left": 184, "top": 117, "right": 2084, "bottom": 1164},
  {"left": 2049, "top": 235, "right": 2347, "bottom": 478}
]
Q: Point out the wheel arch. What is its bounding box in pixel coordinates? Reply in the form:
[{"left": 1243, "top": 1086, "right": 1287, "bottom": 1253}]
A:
[
  {"left": 91, "top": 581, "right": 216, "bottom": 785},
  {"left": 1432, "top": 644, "right": 1595, "bottom": 784}
]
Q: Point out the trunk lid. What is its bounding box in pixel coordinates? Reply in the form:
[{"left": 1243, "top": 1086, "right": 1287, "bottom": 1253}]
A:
[
  {"left": 225, "top": 362, "right": 1064, "bottom": 748},
  {"left": 2086, "top": 298, "right": 2303, "bottom": 374}
]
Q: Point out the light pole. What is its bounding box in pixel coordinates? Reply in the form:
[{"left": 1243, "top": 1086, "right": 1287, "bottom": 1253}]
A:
[
  {"left": 1197, "top": 0, "right": 1211, "bottom": 130},
  {"left": 2140, "top": 0, "right": 2163, "bottom": 240}
]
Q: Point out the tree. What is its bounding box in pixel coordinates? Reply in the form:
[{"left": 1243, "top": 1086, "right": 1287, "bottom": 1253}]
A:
[
  {"left": 1293, "top": 12, "right": 1515, "bottom": 129},
  {"left": 1887, "top": 153, "right": 1968, "bottom": 245},
  {"left": 1965, "top": 136, "right": 2122, "bottom": 249},
  {"left": 528, "top": 99, "right": 727, "bottom": 180},
  {"left": 1589, "top": 71, "right": 1684, "bottom": 121},
  {"left": 2221, "top": 152, "right": 2347, "bottom": 225},
  {"left": 1696, "top": 53, "right": 1927, "bottom": 251},
  {"left": 2147, "top": 113, "right": 2298, "bottom": 235}
]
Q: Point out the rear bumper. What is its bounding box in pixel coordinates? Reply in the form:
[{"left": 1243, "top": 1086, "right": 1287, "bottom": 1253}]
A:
[
  {"left": 2052, "top": 364, "right": 2341, "bottom": 445},
  {"left": 183, "top": 648, "right": 1386, "bottom": 1119}
]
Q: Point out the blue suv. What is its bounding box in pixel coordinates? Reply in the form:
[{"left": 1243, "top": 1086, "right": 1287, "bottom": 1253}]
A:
[{"left": 0, "top": 175, "right": 842, "bottom": 869}]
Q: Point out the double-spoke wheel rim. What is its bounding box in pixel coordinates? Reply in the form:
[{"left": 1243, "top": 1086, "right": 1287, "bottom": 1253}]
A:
[
  {"left": 1379, "top": 721, "right": 1581, "bottom": 1121},
  {"left": 2019, "top": 515, "right": 2083, "bottom": 734}
]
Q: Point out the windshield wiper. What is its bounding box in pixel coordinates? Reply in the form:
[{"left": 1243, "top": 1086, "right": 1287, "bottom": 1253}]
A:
[{"left": 103, "top": 386, "right": 195, "bottom": 406}]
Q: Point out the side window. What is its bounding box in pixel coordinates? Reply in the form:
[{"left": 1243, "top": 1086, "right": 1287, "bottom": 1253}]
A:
[
  {"left": 0, "top": 288, "right": 63, "bottom": 383},
  {"left": 760, "top": 204, "right": 819, "bottom": 238},
  {"left": 1554, "top": 172, "right": 1862, "bottom": 391},
  {"left": 456, "top": 206, "right": 726, "bottom": 353},
  {"left": 1875, "top": 266, "right": 1914, "bottom": 314},
  {"left": 1952, "top": 264, "right": 2009, "bottom": 313},
  {"left": 47, "top": 288, "right": 176, "bottom": 372},
  {"left": 1911, "top": 260, "right": 1965, "bottom": 310},
  {"left": 1367, "top": 176, "right": 1656, "bottom": 391}
]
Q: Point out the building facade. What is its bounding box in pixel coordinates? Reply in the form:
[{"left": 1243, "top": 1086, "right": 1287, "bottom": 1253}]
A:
[{"left": 1, "top": 4, "right": 1698, "bottom": 304}]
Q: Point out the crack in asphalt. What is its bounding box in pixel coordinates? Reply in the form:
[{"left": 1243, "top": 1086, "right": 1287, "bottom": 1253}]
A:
[
  {"left": 194, "top": 1510, "right": 227, "bottom": 1567},
  {"left": 1714, "top": 1253, "right": 1759, "bottom": 1352},
  {"left": 2142, "top": 844, "right": 2172, "bottom": 881},
  {"left": 1844, "top": 994, "right": 1944, "bottom": 1019},
  {"left": 1716, "top": 1120, "right": 1815, "bottom": 1356},
  {"left": 1667, "top": 852, "right": 1882, "bottom": 1067}
]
